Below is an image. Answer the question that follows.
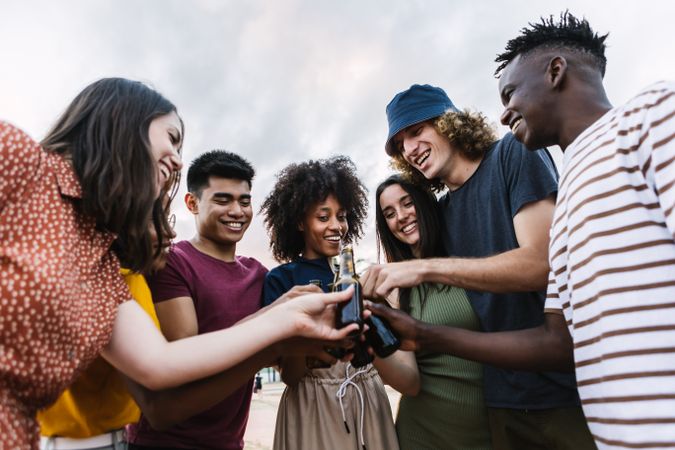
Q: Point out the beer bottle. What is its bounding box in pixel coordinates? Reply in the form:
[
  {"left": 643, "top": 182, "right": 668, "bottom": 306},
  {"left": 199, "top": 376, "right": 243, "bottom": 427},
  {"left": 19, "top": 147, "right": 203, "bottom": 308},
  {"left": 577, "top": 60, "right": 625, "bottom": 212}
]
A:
[
  {"left": 365, "top": 313, "right": 400, "bottom": 358},
  {"left": 335, "top": 245, "right": 364, "bottom": 335}
]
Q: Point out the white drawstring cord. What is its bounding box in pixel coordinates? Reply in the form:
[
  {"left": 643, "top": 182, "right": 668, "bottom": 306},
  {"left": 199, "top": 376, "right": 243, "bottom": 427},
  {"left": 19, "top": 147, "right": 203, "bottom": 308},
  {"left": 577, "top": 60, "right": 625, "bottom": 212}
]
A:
[{"left": 336, "top": 364, "right": 368, "bottom": 449}]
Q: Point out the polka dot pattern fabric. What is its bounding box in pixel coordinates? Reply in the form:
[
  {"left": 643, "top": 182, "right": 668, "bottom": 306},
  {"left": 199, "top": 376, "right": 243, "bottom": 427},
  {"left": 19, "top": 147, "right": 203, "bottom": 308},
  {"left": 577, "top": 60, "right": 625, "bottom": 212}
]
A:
[{"left": 0, "top": 122, "right": 130, "bottom": 449}]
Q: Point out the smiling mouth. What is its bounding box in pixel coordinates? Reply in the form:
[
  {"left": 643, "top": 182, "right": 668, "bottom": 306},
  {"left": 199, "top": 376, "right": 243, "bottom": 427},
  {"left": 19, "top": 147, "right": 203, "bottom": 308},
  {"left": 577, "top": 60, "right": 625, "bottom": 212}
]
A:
[
  {"left": 401, "top": 222, "right": 417, "bottom": 234},
  {"left": 325, "top": 235, "right": 341, "bottom": 243},
  {"left": 222, "top": 221, "right": 244, "bottom": 230},
  {"left": 510, "top": 118, "right": 523, "bottom": 134},
  {"left": 414, "top": 149, "right": 430, "bottom": 166}
]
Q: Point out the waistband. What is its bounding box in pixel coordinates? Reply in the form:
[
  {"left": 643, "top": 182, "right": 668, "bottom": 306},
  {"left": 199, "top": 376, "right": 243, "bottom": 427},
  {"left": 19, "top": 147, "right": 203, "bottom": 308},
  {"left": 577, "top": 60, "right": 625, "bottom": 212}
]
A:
[{"left": 40, "top": 429, "right": 125, "bottom": 450}]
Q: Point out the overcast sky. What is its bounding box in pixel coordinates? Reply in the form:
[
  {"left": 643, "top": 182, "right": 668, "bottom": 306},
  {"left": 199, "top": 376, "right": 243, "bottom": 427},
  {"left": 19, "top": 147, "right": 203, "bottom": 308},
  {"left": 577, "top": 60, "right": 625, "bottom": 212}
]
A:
[{"left": 2, "top": 0, "right": 674, "bottom": 269}]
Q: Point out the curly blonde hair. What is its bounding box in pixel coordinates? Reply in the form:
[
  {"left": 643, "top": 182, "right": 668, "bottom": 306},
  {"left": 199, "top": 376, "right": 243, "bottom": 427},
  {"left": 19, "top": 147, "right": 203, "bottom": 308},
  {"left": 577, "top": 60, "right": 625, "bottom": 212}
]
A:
[{"left": 391, "top": 109, "right": 497, "bottom": 193}]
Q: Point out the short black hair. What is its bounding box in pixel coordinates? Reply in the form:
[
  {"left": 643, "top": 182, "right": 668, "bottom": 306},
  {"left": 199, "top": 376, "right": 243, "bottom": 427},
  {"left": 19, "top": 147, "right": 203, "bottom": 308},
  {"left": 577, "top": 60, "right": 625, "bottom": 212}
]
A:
[
  {"left": 495, "top": 11, "right": 608, "bottom": 77},
  {"left": 187, "top": 150, "right": 255, "bottom": 197},
  {"left": 260, "top": 156, "right": 369, "bottom": 263}
]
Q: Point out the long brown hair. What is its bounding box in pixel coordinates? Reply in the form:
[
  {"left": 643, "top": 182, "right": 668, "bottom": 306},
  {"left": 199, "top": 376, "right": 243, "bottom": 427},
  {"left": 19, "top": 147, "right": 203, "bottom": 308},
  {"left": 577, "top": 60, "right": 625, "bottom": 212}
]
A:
[
  {"left": 375, "top": 175, "right": 444, "bottom": 313},
  {"left": 41, "top": 78, "right": 182, "bottom": 272}
]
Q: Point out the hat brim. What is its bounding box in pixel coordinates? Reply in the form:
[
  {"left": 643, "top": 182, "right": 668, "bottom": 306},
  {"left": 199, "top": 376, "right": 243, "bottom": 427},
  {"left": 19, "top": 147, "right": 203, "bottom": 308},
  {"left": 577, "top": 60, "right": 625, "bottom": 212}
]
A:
[{"left": 385, "top": 106, "right": 458, "bottom": 156}]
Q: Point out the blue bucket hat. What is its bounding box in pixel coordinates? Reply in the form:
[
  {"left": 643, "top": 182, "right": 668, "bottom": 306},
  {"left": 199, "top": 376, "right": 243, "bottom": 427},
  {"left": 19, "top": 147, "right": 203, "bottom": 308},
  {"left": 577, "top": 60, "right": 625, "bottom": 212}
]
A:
[{"left": 385, "top": 84, "right": 459, "bottom": 156}]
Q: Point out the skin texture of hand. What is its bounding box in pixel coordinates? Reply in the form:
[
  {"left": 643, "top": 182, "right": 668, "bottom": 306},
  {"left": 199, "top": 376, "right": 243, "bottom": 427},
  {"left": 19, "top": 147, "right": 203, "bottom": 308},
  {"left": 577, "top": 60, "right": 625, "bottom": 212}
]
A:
[
  {"left": 274, "top": 285, "right": 358, "bottom": 387},
  {"left": 279, "top": 285, "right": 359, "bottom": 340},
  {"left": 360, "top": 261, "right": 425, "bottom": 301},
  {"left": 364, "top": 301, "right": 422, "bottom": 352}
]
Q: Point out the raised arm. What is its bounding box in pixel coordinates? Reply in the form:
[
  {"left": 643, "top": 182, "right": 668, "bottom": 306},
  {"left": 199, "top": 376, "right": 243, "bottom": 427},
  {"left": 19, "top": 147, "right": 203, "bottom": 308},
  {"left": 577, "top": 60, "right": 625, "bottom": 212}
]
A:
[
  {"left": 124, "top": 345, "right": 276, "bottom": 430},
  {"left": 366, "top": 301, "right": 574, "bottom": 373},
  {"left": 361, "top": 196, "right": 554, "bottom": 300}
]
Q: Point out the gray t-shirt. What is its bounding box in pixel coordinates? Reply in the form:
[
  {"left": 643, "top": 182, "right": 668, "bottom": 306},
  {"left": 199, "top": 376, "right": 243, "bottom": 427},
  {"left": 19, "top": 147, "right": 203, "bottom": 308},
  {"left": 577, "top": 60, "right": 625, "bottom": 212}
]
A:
[{"left": 439, "top": 132, "right": 579, "bottom": 409}]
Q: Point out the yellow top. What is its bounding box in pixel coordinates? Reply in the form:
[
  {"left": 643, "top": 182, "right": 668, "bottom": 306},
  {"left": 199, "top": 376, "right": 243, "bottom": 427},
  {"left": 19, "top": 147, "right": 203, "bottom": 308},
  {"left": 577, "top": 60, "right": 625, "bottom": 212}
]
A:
[{"left": 38, "top": 270, "right": 160, "bottom": 438}]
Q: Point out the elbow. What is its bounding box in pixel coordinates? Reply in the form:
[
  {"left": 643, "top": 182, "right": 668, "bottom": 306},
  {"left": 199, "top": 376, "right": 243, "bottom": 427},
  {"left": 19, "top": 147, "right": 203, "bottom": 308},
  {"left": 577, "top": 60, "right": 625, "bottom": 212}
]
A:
[
  {"left": 400, "top": 381, "right": 421, "bottom": 397},
  {"left": 280, "top": 371, "right": 302, "bottom": 388},
  {"left": 532, "top": 264, "right": 551, "bottom": 291},
  {"left": 542, "top": 322, "right": 575, "bottom": 373},
  {"left": 129, "top": 358, "right": 178, "bottom": 391},
  {"left": 389, "top": 374, "right": 421, "bottom": 397},
  {"left": 129, "top": 387, "right": 179, "bottom": 431},
  {"left": 551, "top": 337, "right": 575, "bottom": 373},
  {"left": 518, "top": 255, "right": 550, "bottom": 292}
]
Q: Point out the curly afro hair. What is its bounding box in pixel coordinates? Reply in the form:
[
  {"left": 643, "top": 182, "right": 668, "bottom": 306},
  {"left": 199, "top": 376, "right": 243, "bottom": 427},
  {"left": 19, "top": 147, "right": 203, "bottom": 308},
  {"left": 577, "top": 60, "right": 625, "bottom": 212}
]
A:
[
  {"left": 391, "top": 109, "right": 497, "bottom": 193},
  {"left": 260, "top": 156, "right": 369, "bottom": 263},
  {"left": 495, "top": 11, "right": 608, "bottom": 78}
]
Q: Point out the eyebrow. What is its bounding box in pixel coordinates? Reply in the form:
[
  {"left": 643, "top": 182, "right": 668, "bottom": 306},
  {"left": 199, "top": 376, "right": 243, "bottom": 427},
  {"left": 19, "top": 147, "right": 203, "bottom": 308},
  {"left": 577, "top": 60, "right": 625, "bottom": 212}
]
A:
[
  {"left": 212, "top": 192, "right": 252, "bottom": 200},
  {"left": 315, "top": 207, "right": 345, "bottom": 213}
]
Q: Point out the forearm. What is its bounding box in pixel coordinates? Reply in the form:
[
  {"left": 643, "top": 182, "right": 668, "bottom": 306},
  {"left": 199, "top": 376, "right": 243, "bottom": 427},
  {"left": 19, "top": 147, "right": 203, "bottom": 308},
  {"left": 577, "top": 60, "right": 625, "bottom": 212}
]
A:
[
  {"left": 421, "top": 247, "right": 549, "bottom": 293},
  {"left": 279, "top": 356, "right": 307, "bottom": 387},
  {"left": 372, "top": 350, "right": 420, "bottom": 396},
  {"left": 415, "top": 317, "right": 574, "bottom": 372},
  {"left": 126, "top": 346, "right": 277, "bottom": 430},
  {"left": 103, "top": 302, "right": 294, "bottom": 390}
]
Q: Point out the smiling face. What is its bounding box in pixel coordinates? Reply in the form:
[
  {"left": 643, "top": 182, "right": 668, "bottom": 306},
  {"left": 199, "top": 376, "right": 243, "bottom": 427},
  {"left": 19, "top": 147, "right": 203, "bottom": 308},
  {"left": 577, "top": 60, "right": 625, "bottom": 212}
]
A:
[
  {"left": 379, "top": 183, "right": 420, "bottom": 250},
  {"left": 391, "top": 121, "right": 457, "bottom": 183},
  {"left": 300, "top": 194, "right": 348, "bottom": 259},
  {"left": 187, "top": 177, "right": 252, "bottom": 248},
  {"left": 498, "top": 54, "right": 559, "bottom": 150},
  {"left": 148, "top": 111, "right": 183, "bottom": 196}
]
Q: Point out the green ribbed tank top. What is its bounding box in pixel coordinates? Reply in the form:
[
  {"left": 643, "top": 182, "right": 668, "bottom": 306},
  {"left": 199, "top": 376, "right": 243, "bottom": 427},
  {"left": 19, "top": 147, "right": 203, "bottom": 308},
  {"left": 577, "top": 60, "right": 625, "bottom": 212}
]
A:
[{"left": 395, "top": 284, "right": 492, "bottom": 449}]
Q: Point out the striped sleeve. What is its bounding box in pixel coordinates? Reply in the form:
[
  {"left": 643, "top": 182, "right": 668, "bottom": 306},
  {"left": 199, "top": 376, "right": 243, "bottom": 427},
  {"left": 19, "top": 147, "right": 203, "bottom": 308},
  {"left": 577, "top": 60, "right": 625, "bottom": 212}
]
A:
[
  {"left": 543, "top": 272, "right": 563, "bottom": 314},
  {"left": 643, "top": 82, "right": 675, "bottom": 235}
]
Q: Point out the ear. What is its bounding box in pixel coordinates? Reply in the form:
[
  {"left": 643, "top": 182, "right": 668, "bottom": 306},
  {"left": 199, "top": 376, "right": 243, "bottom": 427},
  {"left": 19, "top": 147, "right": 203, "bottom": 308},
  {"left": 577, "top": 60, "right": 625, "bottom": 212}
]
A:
[
  {"left": 297, "top": 221, "right": 304, "bottom": 232},
  {"left": 185, "top": 192, "right": 199, "bottom": 214},
  {"left": 547, "top": 56, "right": 568, "bottom": 90}
]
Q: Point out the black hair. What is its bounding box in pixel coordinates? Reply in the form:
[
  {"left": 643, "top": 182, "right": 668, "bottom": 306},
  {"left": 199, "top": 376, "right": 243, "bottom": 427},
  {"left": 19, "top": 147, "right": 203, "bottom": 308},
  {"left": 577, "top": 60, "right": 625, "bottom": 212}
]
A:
[
  {"left": 187, "top": 150, "right": 255, "bottom": 197},
  {"left": 375, "top": 174, "right": 444, "bottom": 312},
  {"left": 261, "top": 156, "right": 369, "bottom": 263},
  {"left": 495, "top": 11, "right": 608, "bottom": 77},
  {"left": 41, "top": 77, "right": 182, "bottom": 273}
]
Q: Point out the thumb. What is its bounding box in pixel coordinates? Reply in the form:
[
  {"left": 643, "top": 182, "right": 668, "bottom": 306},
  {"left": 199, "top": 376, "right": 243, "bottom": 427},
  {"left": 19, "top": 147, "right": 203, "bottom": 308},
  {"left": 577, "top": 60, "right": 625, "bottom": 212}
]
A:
[{"left": 365, "top": 300, "right": 390, "bottom": 317}]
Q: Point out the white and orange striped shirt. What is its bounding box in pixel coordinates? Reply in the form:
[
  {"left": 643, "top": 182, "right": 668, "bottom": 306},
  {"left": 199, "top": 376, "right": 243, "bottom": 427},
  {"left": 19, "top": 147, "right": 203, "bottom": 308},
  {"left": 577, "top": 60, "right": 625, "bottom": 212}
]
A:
[{"left": 545, "top": 81, "right": 675, "bottom": 449}]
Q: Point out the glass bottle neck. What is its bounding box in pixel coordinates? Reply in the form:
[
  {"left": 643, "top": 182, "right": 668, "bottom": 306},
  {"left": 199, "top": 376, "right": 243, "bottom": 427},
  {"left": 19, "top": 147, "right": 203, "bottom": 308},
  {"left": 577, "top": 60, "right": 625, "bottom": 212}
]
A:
[{"left": 338, "top": 247, "right": 356, "bottom": 279}]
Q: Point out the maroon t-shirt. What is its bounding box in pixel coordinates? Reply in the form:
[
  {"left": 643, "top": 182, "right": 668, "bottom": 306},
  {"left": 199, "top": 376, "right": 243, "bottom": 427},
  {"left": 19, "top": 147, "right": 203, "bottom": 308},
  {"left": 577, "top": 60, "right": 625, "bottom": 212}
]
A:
[{"left": 127, "top": 240, "right": 267, "bottom": 450}]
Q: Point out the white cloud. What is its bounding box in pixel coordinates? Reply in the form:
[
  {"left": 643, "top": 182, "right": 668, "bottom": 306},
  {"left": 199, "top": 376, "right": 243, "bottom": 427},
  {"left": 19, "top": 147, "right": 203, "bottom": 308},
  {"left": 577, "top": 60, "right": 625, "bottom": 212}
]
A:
[{"left": 2, "top": 0, "right": 673, "bottom": 269}]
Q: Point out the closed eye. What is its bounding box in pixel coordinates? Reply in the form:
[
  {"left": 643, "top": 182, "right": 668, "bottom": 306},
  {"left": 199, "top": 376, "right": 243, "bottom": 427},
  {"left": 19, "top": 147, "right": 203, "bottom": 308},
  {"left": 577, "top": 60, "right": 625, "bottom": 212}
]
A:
[{"left": 501, "top": 88, "right": 513, "bottom": 106}]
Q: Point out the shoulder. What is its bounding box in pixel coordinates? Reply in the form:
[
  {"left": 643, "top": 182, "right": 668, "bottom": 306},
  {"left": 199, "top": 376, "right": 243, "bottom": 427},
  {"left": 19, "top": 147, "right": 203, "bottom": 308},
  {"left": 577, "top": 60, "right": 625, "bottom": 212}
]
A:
[
  {"left": 149, "top": 241, "right": 195, "bottom": 283},
  {"left": 236, "top": 255, "right": 268, "bottom": 274},
  {"left": 266, "top": 261, "right": 295, "bottom": 281},
  {"left": 164, "top": 241, "right": 195, "bottom": 267},
  {"left": 263, "top": 262, "right": 295, "bottom": 305},
  {"left": 634, "top": 81, "right": 674, "bottom": 104},
  {"left": 0, "top": 121, "right": 43, "bottom": 187},
  {"left": 0, "top": 121, "right": 41, "bottom": 154},
  {"left": 627, "top": 81, "right": 675, "bottom": 120}
]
